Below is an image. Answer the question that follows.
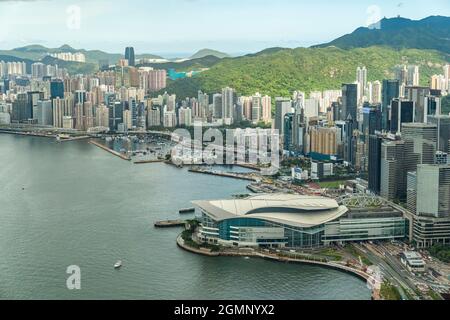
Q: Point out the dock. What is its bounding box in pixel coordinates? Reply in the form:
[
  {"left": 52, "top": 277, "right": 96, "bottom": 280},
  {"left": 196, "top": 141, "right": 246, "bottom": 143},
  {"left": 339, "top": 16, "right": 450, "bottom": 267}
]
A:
[
  {"left": 188, "top": 167, "right": 259, "bottom": 181},
  {"left": 154, "top": 220, "right": 187, "bottom": 228},
  {"left": 134, "top": 159, "right": 165, "bottom": 164},
  {"left": 89, "top": 140, "right": 131, "bottom": 161}
]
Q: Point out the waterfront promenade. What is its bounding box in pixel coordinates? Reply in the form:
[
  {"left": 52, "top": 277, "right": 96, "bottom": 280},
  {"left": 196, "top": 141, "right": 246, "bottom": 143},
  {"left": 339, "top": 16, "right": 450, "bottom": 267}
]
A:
[{"left": 176, "top": 235, "right": 371, "bottom": 282}]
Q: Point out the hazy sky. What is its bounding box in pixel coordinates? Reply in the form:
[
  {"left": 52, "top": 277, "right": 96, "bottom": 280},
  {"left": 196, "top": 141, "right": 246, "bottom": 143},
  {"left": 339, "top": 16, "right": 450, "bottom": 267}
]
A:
[{"left": 0, "top": 0, "right": 448, "bottom": 56}]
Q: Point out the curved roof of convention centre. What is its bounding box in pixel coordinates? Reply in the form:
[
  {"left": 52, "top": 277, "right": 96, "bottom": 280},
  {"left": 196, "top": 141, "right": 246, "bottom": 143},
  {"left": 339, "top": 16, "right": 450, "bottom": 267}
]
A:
[{"left": 192, "top": 193, "right": 348, "bottom": 228}]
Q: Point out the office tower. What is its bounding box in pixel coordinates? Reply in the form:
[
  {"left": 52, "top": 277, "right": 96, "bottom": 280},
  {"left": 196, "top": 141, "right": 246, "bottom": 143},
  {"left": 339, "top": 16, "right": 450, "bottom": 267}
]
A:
[
  {"left": 427, "top": 115, "right": 450, "bottom": 153},
  {"left": 213, "top": 94, "right": 223, "bottom": 119},
  {"left": 344, "top": 115, "right": 356, "bottom": 165},
  {"left": 368, "top": 134, "right": 383, "bottom": 194},
  {"left": 413, "top": 164, "right": 450, "bottom": 248},
  {"left": 36, "top": 100, "right": 53, "bottom": 126},
  {"left": 11, "top": 93, "right": 30, "bottom": 122},
  {"left": 28, "top": 91, "right": 45, "bottom": 121},
  {"left": 341, "top": 83, "right": 358, "bottom": 122},
  {"left": 221, "top": 87, "right": 236, "bottom": 123},
  {"left": 125, "top": 47, "right": 135, "bottom": 67},
  {"left": 356, "top": 66, "right": 367, "bottom": 105},
  {"left": 417, "top": 164, "right": 450, "bottom": 218},
  {"left": 362, "top": 104, "right": 382, "bottom": 142},
  {"left": 292, "top": 100, "right": 305, "bottom": 152},
  {"left": 50, "top": 80, "right": 64, "bottom": 99},
  {"left": 275, "top": 97, "right": 292, "bottom": 135},
  {"left": 108, "top": 101, "right": 123, "bottom": 131},
  {"left": 407, "top": 172, "right": 417, "bottom": 213},
  {"left": 389, "top": 99, "right": 414, "bottom": 134},
  {"left": 283, "top": 113, "right": 294, "bottom": 151},
  {"left": 404, "top": 86, "right": 430, "bottom": 123},
  {"left": 425, "top": 95, "right": 441, "bottom": 119},
  {"left": 380, "top": 140, "right": 406, "bottom": 201},
  {"left": 402, "top": 123, "right": 437, "bottom": 186},
  {"left": 330, "top": 101, "right": 342, "bottom": 122},
  {"left": 382, "top": 80, "right": 400, "bottom": 130},
  {"left": 251, "top": 93, "right": 261, "bottom": 123},
  {"left": 261, "top": 95, "right": 272, "bottom": 123},
  {"left": 309, "top": 127, "right": 338, "bottom": 157},
  {"left": 128, "top": 97, "right": 137, "bottom": 127},
  {"left": 407, "top": 65, "right": 420, "bottom": 86}
]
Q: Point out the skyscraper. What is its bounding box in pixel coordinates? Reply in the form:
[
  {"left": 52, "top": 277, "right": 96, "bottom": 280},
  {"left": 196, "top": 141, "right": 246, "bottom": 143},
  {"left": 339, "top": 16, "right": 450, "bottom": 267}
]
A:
[
  {"left": 50, "top": 80, "right": 64, "bottom": 99},
  {"left": 221, "top": 87, "right": 236, "bottom": 123},
  {"left": 427, "top": 115, "right": 450, "bottom": 154},
  {"left": 341, "top": 83, "right": 358, "bottom": 122},
  {"left": 275, "top": 97, "right": 292, "bottom": 135},
  {"left": 368, "top": 134, "right": 383, "bottom": 194},
  {"left": 381, "top": 79, "right": 400, "bottom": 130},
  {"left": 404, "top": 86, "right": 430, "bottom": 123},
  {"left": 380, "top": 140, "right": 406, "bottom": 201},
  {"left": 125, "top": 47, "right": 135, "bottom": 67},
  {"left": 356, "top": 66, "right": 367, "bottom": 105},
  {"left": 389, "top": 99, "right": 414, "bottom": 134},
  {"left": 402, "top": 123, "right": 438, "bottom": 182}
]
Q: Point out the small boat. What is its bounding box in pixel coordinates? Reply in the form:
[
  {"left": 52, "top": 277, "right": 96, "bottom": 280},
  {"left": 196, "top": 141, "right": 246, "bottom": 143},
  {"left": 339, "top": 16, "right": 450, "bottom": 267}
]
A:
[
  {"left": 114, "top": 260, "right": 122, "bottom": 269},
  {"left": 179, "top": 207, "right": 195, "bottom": 214}
]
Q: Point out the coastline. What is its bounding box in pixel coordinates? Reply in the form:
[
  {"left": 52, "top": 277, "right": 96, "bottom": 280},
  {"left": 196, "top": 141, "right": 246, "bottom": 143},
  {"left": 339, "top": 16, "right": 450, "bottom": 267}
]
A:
[{"left": 176, "top": 234, "right": 371, "bottom": 283}]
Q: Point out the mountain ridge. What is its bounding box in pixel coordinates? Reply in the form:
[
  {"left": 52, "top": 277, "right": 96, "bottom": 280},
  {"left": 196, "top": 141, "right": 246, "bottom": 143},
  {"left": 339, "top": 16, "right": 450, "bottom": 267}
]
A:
[{"left": 314, "top": 16, "right": 450, "bottom": 53}]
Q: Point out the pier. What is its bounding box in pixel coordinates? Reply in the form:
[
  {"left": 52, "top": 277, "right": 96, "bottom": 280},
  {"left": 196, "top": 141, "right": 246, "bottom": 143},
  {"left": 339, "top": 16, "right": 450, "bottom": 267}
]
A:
[
  {"left": 89, "top": 140, "right": 131, "bottom": 161},
  {"left": 154, "top": 220, "right": 187, "bottom": 228},
  {"left": 133, "top": 159, "right": 165, "bottom": 164},
  {"left": 188, "top": 167, "right": 260, "bottom": 181}
]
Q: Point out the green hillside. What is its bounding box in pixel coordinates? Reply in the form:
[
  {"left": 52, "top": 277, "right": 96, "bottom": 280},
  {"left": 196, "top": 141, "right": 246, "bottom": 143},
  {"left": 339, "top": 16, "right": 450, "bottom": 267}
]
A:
[
  {"left": 158, "top": 46, "right": 450, "bottom": 99},
  {"left": 316, "top": 16, "right": 450, "bottom": 53},
  {"left": 190, "top": 49, "right": 230, "bottom": 59}
]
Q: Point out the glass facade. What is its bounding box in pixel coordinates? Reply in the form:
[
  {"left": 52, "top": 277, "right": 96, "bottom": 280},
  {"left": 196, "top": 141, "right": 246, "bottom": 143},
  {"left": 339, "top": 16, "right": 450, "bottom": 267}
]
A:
[{"left": 198, "top": 210, "right": 408, "bottom": 249}]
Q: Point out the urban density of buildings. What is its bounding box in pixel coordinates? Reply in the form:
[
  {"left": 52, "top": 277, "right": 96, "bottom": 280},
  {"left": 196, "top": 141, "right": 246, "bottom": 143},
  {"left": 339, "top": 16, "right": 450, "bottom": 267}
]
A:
[{"left": 1, "top": 47, "right": 450, "bottom": 253}]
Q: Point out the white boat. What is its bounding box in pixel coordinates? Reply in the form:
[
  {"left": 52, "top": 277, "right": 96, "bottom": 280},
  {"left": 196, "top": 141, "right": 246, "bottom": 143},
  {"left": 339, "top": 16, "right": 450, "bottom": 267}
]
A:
[{"left": 114, "top": 260, "right": 122, "bottom": 269}]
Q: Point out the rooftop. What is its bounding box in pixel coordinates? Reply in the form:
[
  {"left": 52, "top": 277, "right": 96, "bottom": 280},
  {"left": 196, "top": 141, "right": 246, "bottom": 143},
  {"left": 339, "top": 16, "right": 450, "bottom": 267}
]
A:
[{"left": 193, "top": 194, "right": 348, "bottom": 228}]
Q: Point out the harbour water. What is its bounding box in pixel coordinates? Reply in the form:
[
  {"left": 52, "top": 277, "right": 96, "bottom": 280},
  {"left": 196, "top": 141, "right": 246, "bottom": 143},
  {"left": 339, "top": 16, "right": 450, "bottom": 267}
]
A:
[{"left": 0, "top": 134, "right": 371, "bottom": 300}]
